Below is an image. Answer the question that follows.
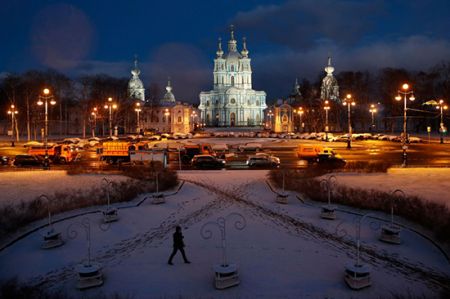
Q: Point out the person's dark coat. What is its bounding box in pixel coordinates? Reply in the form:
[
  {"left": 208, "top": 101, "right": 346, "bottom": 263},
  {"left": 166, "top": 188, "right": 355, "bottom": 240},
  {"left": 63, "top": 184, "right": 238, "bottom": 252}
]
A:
[{"left": 173, "top": 231, "right": 185, "bottom": 248}]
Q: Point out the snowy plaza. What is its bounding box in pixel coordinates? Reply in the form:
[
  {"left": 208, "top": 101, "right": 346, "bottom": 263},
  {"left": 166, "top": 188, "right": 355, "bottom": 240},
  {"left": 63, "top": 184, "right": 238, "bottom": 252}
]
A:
[{"left": 0, "top": 169, "right": 449, "bottom": 298}]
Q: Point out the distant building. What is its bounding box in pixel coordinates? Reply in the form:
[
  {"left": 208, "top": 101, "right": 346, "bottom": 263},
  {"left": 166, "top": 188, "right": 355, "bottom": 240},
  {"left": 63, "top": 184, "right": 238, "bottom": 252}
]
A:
[
  {"left": 199, "top": 26, "right": 267, "bottom": 127},
  {"left": 320, "top": 57, "right": 340, "bottom": 102},
  {"left": 286, "top": 78, "right": 302, "bottom": 105},
  {"left": 141, "top": 79, "right": 197, "bottom": 134},
  {"left": 266, "top": 100, "right": 294, "bottom": 133}
]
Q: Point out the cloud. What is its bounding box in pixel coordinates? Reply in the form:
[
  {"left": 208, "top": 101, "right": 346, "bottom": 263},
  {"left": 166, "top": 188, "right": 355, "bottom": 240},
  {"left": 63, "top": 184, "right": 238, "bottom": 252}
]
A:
[
  {"left": 72, "top": 60, "right": 130, "bottom": 78},
  {"left": 68, "top": 43, "right": 212, "bottom": 104},
  {"left": 232, "top": 0, "right": 383, "bottom": 50},
  {"left": 145, "top": 43, "right": 211, "bottom": 103},
  {"left": 30, "top": 3, "right": 95, "bottom": 71},
  {"left": 251, "top": 35, "right": 450, "bottom": 99}
]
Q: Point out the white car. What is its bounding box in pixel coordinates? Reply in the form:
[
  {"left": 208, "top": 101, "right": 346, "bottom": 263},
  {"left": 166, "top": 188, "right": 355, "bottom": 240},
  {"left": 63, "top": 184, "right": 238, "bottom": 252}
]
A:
[
  {"left": 239, "top": 142, "right": 262, "bottom": 152},
  {"left": 408, "top": 137, "right": 422, "bottom": 143}
]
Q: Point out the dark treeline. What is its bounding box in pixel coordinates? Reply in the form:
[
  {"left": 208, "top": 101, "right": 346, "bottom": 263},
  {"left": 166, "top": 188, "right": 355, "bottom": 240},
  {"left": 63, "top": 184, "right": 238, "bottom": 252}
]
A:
[
  {"left": 0, "top": 70, "right": 162, "bottom": 139},
  {"left": 1, "top": 62, "right": 449, "bottom": 138}
]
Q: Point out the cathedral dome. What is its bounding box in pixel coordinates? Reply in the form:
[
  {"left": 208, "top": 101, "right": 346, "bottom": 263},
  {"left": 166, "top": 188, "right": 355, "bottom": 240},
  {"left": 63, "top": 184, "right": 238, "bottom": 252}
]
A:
[
  {"left": 128, "top": 56, "right": 145, "bottom": 102},
  {"left": 161, "top": 79, "right": 176, "bottom": 106},
  {"left": 224, "top": 50, "right": 242, "bottom": 62}
]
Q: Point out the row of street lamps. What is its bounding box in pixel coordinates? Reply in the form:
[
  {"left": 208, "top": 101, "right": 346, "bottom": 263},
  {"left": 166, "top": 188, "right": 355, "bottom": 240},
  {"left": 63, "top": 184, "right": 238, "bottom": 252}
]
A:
[{"left": 91, "top": 99, "right": 142, "bottom": 138}]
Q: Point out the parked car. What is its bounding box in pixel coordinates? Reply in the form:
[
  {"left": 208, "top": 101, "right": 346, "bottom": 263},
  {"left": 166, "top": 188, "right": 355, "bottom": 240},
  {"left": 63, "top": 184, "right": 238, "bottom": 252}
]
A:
[
  {"left": 316, "top": 152, "right": 346, "bottom": 168},
  {"left": 191, "top": 154, "right": 226, "bottom": 169},
  {"left": 246, "top": 153, "right": 280, "bottom": 167},
  {"left": 408, "top": 137, "right": 423, "bottom": 143},
  {"left": 239, "top": 142, "right": 262, "bottom": 152},
  {"left": 23, "top": 141, "right": 44, "bottom": 148},
  {"left": 1, "top": 156, "right": 10, "bottom": 165},
  {"left": 13, "top": 154, "right": 44, "bottom": 167}
]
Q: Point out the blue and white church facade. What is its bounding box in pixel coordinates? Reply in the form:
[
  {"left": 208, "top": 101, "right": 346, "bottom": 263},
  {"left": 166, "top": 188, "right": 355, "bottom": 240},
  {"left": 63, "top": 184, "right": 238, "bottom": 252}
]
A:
[{"left": 199, "top": 26, "right": 267, "bottom": 127}]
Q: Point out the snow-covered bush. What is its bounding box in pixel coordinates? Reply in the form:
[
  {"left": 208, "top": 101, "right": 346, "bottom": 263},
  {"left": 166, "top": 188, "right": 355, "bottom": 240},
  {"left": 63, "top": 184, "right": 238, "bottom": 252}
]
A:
[{"left": 269, "top": 169, "right": 450, "bottom": 243}]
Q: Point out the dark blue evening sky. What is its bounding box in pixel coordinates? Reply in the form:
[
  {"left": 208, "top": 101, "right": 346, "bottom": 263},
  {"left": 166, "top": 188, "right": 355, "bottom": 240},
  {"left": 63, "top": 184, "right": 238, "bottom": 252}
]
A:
[{"left": 1, "top": 0, "right": 450, "bottom": 102}]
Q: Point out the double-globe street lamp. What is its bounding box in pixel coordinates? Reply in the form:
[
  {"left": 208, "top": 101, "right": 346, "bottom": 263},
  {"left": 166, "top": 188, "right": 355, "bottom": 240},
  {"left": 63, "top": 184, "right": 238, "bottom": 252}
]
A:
[
  {"left": 267, "top": 110, "right": 274, "bottom": 130},
  {"left": 191, "top": 111, "right": 198, "bottom": 131},
  {"left": 91, "top": 107, "right": 98, "bottom": 137},
  {"left": 324, "top": 101, "right": 330, "bottom": 141},
  {"left": 343, "top": 94, "right": 356, "bottom": 149},
  {"left": 135, "top": 102, "right": 142, "bottom": 134},
  {"left": 369, "top": 104, "right": 377, "bottom": 133},
  {"left": 395, "top": 83, "right": 415, "bottom": 167},
  {"left": 436, "top": 99, "right": 448, "bottom": 144},
  {"left": 104, "top": 97, "right": 117, "bottom": 137},
  {"left": 7, "top": 104, "right": 19, "bottom": 146},
  {"left": 37, "top": 88, "right": 56, "bottom": 169},
  {"left": 294, "top": 107, "right": 304, "bottom": 133}
]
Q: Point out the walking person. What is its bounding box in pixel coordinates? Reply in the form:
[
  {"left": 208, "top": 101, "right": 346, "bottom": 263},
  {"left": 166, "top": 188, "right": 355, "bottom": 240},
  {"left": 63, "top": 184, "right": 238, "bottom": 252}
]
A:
[{"left": 168, "top": 226, "right": 190, "bottom": 265}]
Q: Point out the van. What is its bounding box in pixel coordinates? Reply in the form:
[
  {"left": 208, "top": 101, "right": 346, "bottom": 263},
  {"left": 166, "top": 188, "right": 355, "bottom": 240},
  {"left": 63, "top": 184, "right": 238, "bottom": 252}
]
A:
[{"left": 296, "top": 144, "right": 324, "bottom": 161}]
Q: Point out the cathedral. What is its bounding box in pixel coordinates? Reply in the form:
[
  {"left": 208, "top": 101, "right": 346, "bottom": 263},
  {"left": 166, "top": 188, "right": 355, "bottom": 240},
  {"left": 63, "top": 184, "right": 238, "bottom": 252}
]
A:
[{"left": 199, "top": 26, "right": 267, "bottom": 127}]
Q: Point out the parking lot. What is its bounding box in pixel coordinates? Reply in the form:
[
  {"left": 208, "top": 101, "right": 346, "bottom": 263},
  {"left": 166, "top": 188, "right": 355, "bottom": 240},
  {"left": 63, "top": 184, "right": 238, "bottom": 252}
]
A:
[{"left": 1, "top": 131, "right": 450, "bottom": 172}]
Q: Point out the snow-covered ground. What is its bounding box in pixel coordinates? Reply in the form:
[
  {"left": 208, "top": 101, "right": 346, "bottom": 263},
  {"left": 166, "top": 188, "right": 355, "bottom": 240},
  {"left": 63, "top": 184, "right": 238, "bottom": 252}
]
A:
[
  {"left": 328, "top": 168, "right": 450, "bottom": 208},
  {"left": 0, "top": 169, "right": 449, "bottom": 298},
  {"left": 0, "top": 171, "right": 128, "bottom": 206}
]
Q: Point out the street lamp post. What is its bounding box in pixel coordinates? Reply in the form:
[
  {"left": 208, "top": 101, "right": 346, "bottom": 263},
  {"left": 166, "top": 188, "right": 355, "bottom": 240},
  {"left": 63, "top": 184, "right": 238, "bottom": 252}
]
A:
[
  {"left": 436, "top": 99, "right": 448, "bottom": 144},
  {"left": 324, "top": 101, "right": 330, "bottom": 141},
  {"left": 38, "top": 88, "right": 56, "bottom": 169},
  {"left": 369, "top": 104, "right": 377, "bottom": 134},
  {"left": 299, "top": 108, "right": 304, "bottom": 133},
  {"left": 395, "top": 83, "right": 415, "bottom": 167},
  {"left": 343, "top": 94, "right": 356, "bottom": 149},
  {"left": 164, "top": 108, "right": 170, "bottom": 133},
  {"left": 267, "top": 110, "right": 274, "bottom": 131},
  {"left": 7, "top": 104, "right": 19, "bottom": 146},
  {"left": 191, "top": 111, "right": 198, "bottom": 131},
  {"left": 135, "top": 102, "right": 142, "bottom": 134},
  {"left": 104, "top": 97, "right": 117, "bottom": 138},
  {"left": 91, "top": 107, "right": 98, "bottom": 137}
]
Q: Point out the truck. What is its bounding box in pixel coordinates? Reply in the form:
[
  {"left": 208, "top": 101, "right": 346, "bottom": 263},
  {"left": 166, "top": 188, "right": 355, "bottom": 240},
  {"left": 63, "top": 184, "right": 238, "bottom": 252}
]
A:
[
  {"left": 98, "top": 141, "right": 133, "bottom": 164},
  {"left": 27, "top": 144, "right": 78, "bottom": 163},
  {"left": 296, "top": 144, "right": 324, "bottom": 161}
]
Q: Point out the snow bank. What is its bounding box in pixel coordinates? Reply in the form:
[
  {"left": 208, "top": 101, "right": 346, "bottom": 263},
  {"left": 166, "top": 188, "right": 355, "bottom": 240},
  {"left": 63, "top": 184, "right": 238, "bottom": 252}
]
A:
[
  {"left": 329, "top": 168, "right": 450, "bottom": 207},
  {"left": 0, "top": 171, "right": 128, "bottom": 206}
]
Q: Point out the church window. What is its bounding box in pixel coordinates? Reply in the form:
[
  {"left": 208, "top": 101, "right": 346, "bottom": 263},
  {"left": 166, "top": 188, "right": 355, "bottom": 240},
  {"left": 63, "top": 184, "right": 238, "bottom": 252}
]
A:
[
  {"left": 231, "top": 65, "right": 234, "bottom": 72},
  {"left": 178, "top": 116, "right": 182, "bottom": 123},
  {"left": 282, "top": 114, "right": 288, "bottom": 123},
  {"left": 231, "top": 76, "right": 234, "bottom": 86},
  {"left": 230, "top": 98, "right": 236, "bottom": 104},
  {"left": 206, "top": 101, "right": 210, "bottom": 107},
  {"left": 256, "top": 100, "right": 260, "bottom": 106},
  {"left": 178, "top": 110, "right": 181, "bottom": 114},
  {"left": 162, "top": 116, "right": 166, "bottom": 123}
]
